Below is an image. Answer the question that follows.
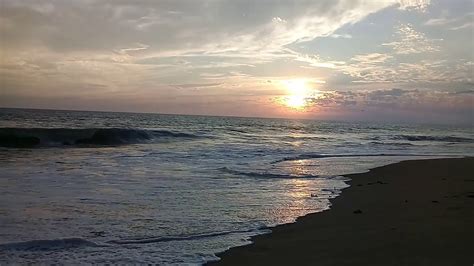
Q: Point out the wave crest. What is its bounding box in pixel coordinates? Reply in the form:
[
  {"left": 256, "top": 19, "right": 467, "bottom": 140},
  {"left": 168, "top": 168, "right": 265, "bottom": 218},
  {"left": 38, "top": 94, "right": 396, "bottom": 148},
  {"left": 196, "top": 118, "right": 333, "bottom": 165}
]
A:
[
  {"left": 219, "top": 167, "right": 322, "bottom": 179},
  {"left": 0, "top": 128, "right": 202, "bottom": 148},
  {"left": 0, "top": 238, "right": 104, "bottom": 251},
  {"left": 107, "top": 227, "right": 269, "bottom": 245},
  {"left": 393, "top": 135, "right": 472, "bottom": 143},
  {"left": 273, "top": 153, "right": 431, "bottom": 163}
]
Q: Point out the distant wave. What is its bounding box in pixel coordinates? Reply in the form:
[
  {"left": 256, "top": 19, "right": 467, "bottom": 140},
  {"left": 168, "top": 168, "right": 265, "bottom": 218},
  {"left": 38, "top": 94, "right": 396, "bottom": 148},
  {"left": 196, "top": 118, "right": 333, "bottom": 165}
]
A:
[
  {"left": 369, "top": 141, "right": 414, "bottom": 146},
  {"left": 108, "top": 227, "right": 269, "bottom": 245},
  {"left": 219, "top": 167, "right": 323, "bottom": 179},
  {"left": 393, "top": 135, "right": 472, "bottom": 143},
  {"left": 0, "top": 238, "right": 105, "bottom": 251},
  {"left": 227, "top": 128, "right": 248, "bottom": 134},
  {"left": 273, "top": 153, "right": 429, "bottom": 163},
  {"left": 0, "top": 128, "right": 203, "bottom": 148},
  {"left": 281, "top": 135, "right": 330, "bottom": 141}
]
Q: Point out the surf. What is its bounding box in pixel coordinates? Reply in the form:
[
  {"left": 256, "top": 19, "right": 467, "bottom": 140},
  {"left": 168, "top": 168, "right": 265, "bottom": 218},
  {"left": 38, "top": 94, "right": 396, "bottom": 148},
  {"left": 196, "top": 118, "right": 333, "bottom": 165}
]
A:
[{"left": 0, "top": 127, "right": 203, "bottom": 148}]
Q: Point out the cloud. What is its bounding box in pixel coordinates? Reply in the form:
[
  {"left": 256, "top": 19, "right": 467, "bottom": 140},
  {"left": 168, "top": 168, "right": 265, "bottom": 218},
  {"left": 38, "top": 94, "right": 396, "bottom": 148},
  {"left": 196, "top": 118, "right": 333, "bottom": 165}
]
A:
[
  {"left": 329, "top": 33, "right": 353, "bottom": 39},
  {"left": 115, "top": 43, "right": 150, "bottom": 55},
  {"left": 342, "top": 53, "right": 395, "bottom": 82},
  {"left": 1, "top": 0, "right": 472, "bottom": 124},
  {"left": 0, "top": 0, "right": 396, "bottom": 56},
  {"left": 382, "top": 24, "right": 440, "bottom": 54},
  {"left": 398, "top": 0, "right": 431, "bottom": 12},
  {"left": 449, "top": 89, "right": 474, "bottom": 95},
  {"left": 0, "top": 0, "right": 401, "bottom": 100},
  {"left": 341, "top": 49, "right": 472, "bottom": 84},
  {"left": 449, "top": 21, "right": 474, "bottom": 30},
  {"left": 171, "top": 83, "right": 222, "bottom": 89},
  {"left": 425, "top": 12, "right": 474, "bottom": 30},
  {"left": 270, "top": 86, "right": 472, "bottom": 124},
  {"left": 293, "top": 53, "right": 346, "bottom": 69},
  {"left": 425, "top": 17, "right": 453, "bottom": 26},
  {"left": 302, "top": 88, "right": 473, "bottom": 123},
  {"left": 351, "top": 53, "right": 394, "bottom": 64}
]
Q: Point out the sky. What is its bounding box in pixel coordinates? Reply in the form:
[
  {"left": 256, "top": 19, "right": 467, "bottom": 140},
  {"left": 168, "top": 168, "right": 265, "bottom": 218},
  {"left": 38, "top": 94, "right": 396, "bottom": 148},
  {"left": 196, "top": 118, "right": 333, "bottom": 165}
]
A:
[{"left": 0, "top": 0, "right": 473, "bottom": 124}]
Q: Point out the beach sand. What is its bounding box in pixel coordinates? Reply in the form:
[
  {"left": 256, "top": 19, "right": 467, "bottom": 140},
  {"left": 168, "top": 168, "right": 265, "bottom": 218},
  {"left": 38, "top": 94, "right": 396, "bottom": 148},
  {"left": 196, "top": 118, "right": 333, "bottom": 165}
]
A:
[{"left": 209, "top": 157, "right": 474, "bottom": 265}]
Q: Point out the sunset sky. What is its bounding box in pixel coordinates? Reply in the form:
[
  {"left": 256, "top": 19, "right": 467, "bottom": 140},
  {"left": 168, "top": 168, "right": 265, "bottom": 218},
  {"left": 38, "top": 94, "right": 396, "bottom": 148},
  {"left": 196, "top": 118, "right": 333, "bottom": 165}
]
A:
[{"left": 1, "top": 0, "right": 473, "bottom": 124}]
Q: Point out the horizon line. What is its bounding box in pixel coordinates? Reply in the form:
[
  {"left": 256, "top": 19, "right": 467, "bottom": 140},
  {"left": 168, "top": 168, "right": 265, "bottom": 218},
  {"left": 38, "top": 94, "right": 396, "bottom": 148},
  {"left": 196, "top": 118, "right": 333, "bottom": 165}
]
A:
[{"left": 0, "top": 106, "right": 468, "bottom": 127}]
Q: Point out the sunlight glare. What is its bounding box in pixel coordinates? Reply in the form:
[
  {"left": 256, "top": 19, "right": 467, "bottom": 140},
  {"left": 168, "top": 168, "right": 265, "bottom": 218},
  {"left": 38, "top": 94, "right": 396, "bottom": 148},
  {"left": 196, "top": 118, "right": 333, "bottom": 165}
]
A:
[
  {"left": 286, "top": 95, "right": 306, "bottom": 109},
  {"left": 283, "top": 79, "right": 309, "bottom": 110}
]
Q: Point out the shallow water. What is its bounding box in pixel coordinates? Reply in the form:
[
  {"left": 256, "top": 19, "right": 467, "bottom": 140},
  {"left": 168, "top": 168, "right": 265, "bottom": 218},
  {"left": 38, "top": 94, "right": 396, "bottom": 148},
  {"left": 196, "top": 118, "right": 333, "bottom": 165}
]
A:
[{"left": 0, "top": 108, "right": 472, "bottom": 264}]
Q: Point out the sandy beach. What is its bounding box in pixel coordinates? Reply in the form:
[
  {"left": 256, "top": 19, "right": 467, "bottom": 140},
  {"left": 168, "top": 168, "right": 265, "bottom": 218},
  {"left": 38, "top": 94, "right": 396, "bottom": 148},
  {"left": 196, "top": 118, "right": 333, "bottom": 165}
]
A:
[{"left": 210, "top": 157, "right": 474, "bottom": 265}]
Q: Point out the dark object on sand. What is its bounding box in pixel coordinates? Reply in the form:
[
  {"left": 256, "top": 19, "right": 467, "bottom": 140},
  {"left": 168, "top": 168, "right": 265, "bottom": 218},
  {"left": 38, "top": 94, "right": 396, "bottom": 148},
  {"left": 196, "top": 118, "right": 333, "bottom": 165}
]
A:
[{"left": 353, "top": 209, "right": 363, "bottom": 214}]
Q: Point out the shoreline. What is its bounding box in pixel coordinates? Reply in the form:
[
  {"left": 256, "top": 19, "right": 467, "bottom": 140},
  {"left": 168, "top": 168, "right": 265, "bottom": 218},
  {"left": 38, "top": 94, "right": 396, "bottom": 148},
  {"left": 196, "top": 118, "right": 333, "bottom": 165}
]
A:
[{"left": 208, "top": 157, "right": 473, "bottom": 265}]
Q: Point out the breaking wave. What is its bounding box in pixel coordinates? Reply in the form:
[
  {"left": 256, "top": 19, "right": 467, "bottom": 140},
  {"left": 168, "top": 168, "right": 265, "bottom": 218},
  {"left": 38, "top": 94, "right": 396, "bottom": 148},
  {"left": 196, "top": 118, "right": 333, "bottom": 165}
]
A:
[
  {"left": 369, "top": 141, "right": 414, "bottom": 146},
  {"left": 393, "top": 135, "right": 472, "bottom": 143},
  {"left": 219, "top": 167, "right": 323, "bottom": 179},
  {"left": 273, "top": 153, "right": 430, "bottom": 163},
  {"left": 0, "top": 238, "right": 105, "bottom": 251},
  {"left": 108, "top": 227, "right": 269, "bottom": 245},
  {"left": 0, "top": 228, "right": 271, "bottom": 251},
  {"left": 0, "top": 127, "right": 202, "bottom": 148}
]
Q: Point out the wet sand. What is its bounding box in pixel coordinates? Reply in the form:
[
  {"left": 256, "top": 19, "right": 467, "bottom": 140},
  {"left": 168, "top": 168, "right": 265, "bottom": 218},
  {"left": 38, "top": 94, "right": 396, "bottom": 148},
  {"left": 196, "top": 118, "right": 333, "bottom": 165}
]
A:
[{"left": 209, "top": 157, "right": 474, "bottom": 265}]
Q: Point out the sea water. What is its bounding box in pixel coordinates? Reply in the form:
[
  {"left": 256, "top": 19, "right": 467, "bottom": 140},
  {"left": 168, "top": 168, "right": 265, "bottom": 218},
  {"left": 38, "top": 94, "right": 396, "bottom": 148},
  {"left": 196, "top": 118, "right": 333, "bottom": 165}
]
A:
[{"left": 0, "top": 108, "right": 472, "bottom": 264}]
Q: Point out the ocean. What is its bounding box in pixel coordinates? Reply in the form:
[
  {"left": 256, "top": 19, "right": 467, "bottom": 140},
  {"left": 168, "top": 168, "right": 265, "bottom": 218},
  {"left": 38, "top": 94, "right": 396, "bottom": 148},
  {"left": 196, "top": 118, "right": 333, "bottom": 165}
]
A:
[{"left": 0, "top": 108, "right": 472, "bottom": 264}]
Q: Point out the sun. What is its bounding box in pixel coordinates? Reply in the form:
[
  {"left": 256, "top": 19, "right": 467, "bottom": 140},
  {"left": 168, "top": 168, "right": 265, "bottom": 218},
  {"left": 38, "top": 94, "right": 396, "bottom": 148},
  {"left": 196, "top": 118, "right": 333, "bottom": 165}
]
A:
[
  {"left": 282, "top": 79, "right": 309, "bottom": 109},
  {"left": 286, "top": 95, "right": 307, "bottom": 109}
]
